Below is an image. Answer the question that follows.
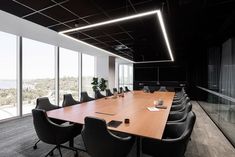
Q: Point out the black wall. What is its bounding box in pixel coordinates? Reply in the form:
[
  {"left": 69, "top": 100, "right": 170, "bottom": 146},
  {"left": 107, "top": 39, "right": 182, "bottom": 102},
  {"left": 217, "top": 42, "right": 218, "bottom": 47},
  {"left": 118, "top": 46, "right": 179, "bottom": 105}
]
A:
[{"left": 133, "top": 47, "right": 208, "bottom": 99}]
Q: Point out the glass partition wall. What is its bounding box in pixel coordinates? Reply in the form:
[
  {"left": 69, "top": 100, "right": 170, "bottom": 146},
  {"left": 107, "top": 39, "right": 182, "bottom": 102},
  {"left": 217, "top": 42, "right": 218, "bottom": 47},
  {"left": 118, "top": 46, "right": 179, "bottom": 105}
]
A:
[
  {"left": 82, "top": 54, "right": 95, "bottom": 97},
  {"left": 196, "top": 87, "right": 235, "bottom": 147},
  {"left": 0, "top": 30, "right": 98, "bottom": 121},
  {"left": 59, "top": 48, "right": 80, "bottom": 105},
  {"left": 22, "top": 38, "right": 56, "bottom": 114},
  {"left": 0, "top": 31, "right": 17, "bottom": 120},
  {"left": 118, "top": 64, "right": 133, "bottom": 90}
]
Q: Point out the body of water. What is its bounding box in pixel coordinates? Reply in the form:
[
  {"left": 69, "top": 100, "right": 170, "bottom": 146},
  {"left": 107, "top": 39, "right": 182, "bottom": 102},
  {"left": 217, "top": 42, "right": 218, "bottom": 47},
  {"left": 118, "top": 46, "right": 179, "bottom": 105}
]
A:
[{"left": 0, "top": 80, "right": 16, "bottom": 89}]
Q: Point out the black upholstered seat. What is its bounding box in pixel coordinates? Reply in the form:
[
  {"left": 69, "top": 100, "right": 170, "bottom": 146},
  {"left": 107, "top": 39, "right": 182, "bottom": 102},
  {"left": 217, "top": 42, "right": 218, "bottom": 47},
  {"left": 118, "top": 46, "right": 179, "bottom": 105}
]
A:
[
  {"left": 33, "top": 97, "right": 64, "bottom": 149},
  {"left": 142, "top": 111, "right": 196, "bottom": 157},
  {"left": 105, "top": 89, "right": 113, "bottom": 96},
  {"left": 82, "top": 116, "right": 135, "bottom": 157},
  {"left": 80, "top": 91, "right": 95, "bottom": 102},
  {"left": 62, "top": 94, "right": 80, "bottom": 107},
  {"left": 32, "top": 109, "right": 82, "bottom": 157},
  {"left": 94, "top": 90, "right": 105, "bottom": 99},
  {"left": 113, "top": 88, "right": 118, "bottom": 93},
  {"left": 119, "top": 87, "right": 124, "bottom": 93},
  {"left": 125, "top": 86, "right": 130, "bottom": 92},
  {"left": 168, "top": 102, "right": 192, "bottom": 123}
]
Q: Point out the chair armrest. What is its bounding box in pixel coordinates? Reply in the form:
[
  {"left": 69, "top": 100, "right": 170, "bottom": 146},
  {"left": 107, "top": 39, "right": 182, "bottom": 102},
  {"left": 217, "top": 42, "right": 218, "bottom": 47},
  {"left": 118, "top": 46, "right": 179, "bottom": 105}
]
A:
[{"left": 163, "top": 122, "right": 185, "bottom": 139}]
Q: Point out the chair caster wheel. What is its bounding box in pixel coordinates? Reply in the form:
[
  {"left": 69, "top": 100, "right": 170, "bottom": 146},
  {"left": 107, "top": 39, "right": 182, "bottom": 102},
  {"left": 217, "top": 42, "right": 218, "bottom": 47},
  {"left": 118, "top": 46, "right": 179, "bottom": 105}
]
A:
[
  {"left": 49, "top": 152, "right": 54, "bottom": 156},
  {"left": 33, "top": 145, "right": 37, "bottom": 149}
]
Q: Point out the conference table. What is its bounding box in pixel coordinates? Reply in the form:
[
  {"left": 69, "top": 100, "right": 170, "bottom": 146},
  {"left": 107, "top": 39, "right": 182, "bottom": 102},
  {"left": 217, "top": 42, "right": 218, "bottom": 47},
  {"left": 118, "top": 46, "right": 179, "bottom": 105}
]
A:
[{"left": 47, "top": 91, "right": 175, "bottom": 156}]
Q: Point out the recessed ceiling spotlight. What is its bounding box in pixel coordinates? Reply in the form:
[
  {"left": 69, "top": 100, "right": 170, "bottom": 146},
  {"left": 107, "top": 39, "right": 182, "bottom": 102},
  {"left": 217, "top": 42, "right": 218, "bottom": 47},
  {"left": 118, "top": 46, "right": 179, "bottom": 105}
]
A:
[
  {"left": 114, "top": 45, "right": 129, "bottom": 51},
  {"left": 59, "top": 9, "right": 174, "bottom": 63}
]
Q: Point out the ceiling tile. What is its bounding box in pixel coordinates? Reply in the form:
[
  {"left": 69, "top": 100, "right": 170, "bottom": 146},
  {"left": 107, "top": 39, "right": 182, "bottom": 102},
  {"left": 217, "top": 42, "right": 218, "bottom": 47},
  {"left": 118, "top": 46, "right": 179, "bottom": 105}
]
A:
[{"left": 24, "top": 13, "right": 58, "bottom": 27}]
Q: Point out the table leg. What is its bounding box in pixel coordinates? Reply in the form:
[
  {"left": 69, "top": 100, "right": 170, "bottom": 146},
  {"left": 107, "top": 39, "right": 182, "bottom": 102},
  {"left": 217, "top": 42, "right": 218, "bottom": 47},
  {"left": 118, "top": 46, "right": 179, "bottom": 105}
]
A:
[{"left": 137, "top": 137, "right": 141, "bottom": 157}]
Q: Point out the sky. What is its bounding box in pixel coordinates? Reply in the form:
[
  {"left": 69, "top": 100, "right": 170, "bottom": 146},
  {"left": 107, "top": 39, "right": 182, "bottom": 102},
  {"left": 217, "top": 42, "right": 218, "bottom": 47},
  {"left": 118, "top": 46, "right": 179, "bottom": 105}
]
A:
[{"left": 0, "top": 31, "right": 95, "bottom": 80}]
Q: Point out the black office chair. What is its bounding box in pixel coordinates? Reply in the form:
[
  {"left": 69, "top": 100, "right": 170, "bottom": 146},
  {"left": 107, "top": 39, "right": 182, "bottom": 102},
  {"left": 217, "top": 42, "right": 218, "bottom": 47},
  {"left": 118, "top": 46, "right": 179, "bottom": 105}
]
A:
[
  {"left": 142, "top": 111, "right": 196, "bottom": 157},
  {"left": 32, "top": 109, "right": 82, "bottom": 157},
  {"left": 171, "top": 99, "right": 191, "bottom": 112},
  {"left": 113, "top": 88, "right": 118, "bottom": 93},
  {"left": 34, "top": 97, "right": 64, "bottom": 149},
  {"left": 94, "top": 90, "right": 105, "bottom": 99},
  {"left": 81, "top": 117, "right": 135, "bottom": 157},
  {"left": 119, "top": 87, "right": 124, "bottom": 93},
  {"left": 62, "top": 94, "right": 80, "bottom": 107},
  {"left": 172, "top": 96, "right": 190, "bottom": 108},
  {"left": 158, "top": 86, "right": 168, "bottom": 92},
  {"left": 80, "top": 91, "right": 95, "bottom": 102},
  {"left": 173, "top": 93, "right": 188, "bottom": 103},
  {"left": 125, "top": 86, "right": 130, "bottom": 92},
  {"left": 168, "top": 102, "right": 192, "bottom": 123},
  {"left": 105, "top": 89, "right": 113, "bottom": 96},
  {"left": 36, "top": 97, "right": 59, "bottom": 111}
]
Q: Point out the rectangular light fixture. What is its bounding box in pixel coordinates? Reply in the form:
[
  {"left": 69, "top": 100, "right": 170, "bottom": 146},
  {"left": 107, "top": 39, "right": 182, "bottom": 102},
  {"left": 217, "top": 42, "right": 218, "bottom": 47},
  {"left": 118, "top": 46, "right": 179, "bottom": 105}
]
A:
[{"left": 59, "top": 9, "right": 174, "bottom": 62}]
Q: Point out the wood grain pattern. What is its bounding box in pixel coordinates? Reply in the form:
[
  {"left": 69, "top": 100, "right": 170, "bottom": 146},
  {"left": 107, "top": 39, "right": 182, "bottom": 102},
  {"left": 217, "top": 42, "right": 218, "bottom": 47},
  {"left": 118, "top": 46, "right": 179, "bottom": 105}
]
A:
[{"left": 47, "top": 91, "right": 175, "bottom": 139}]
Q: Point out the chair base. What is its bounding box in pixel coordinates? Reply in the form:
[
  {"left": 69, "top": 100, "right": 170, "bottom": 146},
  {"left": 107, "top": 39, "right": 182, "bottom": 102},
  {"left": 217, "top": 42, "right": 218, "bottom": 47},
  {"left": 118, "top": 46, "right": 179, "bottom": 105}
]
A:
[
  {"left": 45, "top": 144, "right": 79, "bottom": 157},
  {"left": 33, "top": 139, "right": 41, "bottom": 149}
]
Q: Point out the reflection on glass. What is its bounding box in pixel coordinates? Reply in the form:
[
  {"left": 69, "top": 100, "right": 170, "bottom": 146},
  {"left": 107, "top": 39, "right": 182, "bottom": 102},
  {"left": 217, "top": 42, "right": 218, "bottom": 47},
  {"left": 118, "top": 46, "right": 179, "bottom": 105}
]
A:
[
  {"left": 0, "top": 31, "right": 17, "bottom": 120},
  {"left": 22, "top": 38, "right": 55, "bottom": 114},
  {"left": 82, "top": 54, "right": 95, "bottom": 97},
  {"left": 197, "top": 88, "right": 235, "bottom": 146},
  {"left": 119, "top": 64, "right": 133, "bottom": 90},
  {"left": 59, "top": 48, "right": 79, "bottom": 105}
]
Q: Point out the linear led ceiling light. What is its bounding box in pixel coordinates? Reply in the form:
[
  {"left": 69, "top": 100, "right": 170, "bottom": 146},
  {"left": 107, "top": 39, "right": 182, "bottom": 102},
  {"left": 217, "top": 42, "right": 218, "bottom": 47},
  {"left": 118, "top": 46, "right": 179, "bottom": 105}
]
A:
[{"left": 59, "top": 9, "right": 174, "bottom": 62}]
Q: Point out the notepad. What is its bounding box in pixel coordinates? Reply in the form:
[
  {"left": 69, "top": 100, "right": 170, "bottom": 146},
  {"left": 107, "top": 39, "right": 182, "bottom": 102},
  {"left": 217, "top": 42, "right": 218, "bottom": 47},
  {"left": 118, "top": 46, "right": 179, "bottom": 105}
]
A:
[
  {"left": 107, "top": 120, "right": 122, "bottom": 128},
  {"left": 147, "top": 107, "right": 160, "bottom": 112}
]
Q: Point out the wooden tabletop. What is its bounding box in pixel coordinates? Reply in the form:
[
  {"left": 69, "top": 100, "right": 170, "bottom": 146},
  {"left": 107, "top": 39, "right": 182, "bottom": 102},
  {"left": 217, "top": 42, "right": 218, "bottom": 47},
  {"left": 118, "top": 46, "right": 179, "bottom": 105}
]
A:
[{"left": 47, "top": 91, "right": 175, "bottom": 139}]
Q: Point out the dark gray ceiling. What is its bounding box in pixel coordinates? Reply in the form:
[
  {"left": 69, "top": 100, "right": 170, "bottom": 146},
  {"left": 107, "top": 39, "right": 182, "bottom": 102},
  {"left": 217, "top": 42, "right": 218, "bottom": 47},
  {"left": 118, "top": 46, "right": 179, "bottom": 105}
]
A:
[{"left": 1, "top": 0, "right": 235, "bottom": 62}]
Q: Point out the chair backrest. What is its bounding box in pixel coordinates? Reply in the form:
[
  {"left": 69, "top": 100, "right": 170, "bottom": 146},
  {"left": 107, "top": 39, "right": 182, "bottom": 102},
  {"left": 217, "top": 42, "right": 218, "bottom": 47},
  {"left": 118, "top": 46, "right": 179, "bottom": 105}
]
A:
[
  {"left": 158, "top": 86, "right": 168, "bottom": 92},
  {"left": 32, "top": 109, "right": 76, "bottom": 145},
  {"left": 119, "top": 87, "right": 124, "bottom": 93},
  {"left": 80, "top": 91, "right": 94, "bottom": 102},
  {"left": 82, "top": 117, "right": 134, "bottom": 157},
  {"left": 36, "top": 97, "right": 59, "bottom": 111},
  {"left": 105, "top": 89, "right": 113, "bottom": 96},
  {"left": 113, "top": 88, "right": 118, "bottom": 93},
  {"left": 62, "top": 94, "right": 80, "bottom": 107},
  {"left": 125, "top": 86, "right": 130, "bottom": 92},
  {"left": 95, "top": 90, "right": 105, "bottom": 99},
  {"left": 32, "top": 109, "right": 57, "bottom": 144},
  {"left": 143, "top": 86, "right": 150, "bottom": 93},
  {"left": 172, "top": 111, "right": 196, "bottom": 156},
  {"left": 160, "top": 111, "right": 196, "bottom": 157}
]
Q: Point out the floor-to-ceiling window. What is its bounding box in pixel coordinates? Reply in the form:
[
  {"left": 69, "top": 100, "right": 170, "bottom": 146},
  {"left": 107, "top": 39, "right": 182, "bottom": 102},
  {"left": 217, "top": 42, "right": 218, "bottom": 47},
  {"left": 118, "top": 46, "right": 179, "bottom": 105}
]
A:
[
  {"left": 22, "top": 38, "right": 55, "bottom": 114},
  {"left": 59, "top": 48, "right": 80, "bottom": 105},
  {"left": 0, "top": 31, "right": 17, "bottom": 120},
  {"left": 119, "top": 64, "right": 133, "bottom": 90},
  {"left": 82, "top": 54, "right": 95, "bottom": 96}
]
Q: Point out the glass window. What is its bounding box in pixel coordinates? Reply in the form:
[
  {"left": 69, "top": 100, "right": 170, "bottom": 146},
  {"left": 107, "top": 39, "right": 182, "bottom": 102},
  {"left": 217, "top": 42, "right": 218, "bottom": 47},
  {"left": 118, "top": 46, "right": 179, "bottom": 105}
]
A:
[
  {"left": 0, "top": 31, "right": 17, "bottom": 120},
  {"left": 82, "top": 54, "right": 95, "bottom": 97},
  {"left": 59, "top": 48, "right": 79, "bottom": 105},
  {"left": 22, "top": 38, "right": 55, "bottom": 114},
  {"left": 119, "top": 64, "right": 133, "bottom": 90}
]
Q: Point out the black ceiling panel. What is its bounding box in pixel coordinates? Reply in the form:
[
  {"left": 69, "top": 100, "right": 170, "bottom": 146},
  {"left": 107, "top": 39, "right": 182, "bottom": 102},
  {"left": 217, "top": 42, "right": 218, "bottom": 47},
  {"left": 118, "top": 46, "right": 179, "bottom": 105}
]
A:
[
  {"left": 24, "top": 13, "right": 58, "bottom": 27},
  {"left": 0, "top": 0, "right": 33, "bottom": 17},
  {"left": 41, "top": 5, "right": 77, "bottom": 22},
  {"left": 62, "top": 0, "right": 100, "bottom": 17},
  {"left": 1, "top": 0, "right": 234, "bottom": 61},
  {"left": 16, "top": 0, "right": 54, "bottom": 10},
  {"left": 49, "top": 24, "right": 69, "bottom": 32}
]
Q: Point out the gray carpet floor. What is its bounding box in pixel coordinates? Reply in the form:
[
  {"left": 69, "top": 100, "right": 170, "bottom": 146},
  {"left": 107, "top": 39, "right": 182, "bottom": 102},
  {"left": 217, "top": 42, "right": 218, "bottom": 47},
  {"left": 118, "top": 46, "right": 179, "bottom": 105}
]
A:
[{"left": 0, "top": 101, "right": 234, "bottom": 157}]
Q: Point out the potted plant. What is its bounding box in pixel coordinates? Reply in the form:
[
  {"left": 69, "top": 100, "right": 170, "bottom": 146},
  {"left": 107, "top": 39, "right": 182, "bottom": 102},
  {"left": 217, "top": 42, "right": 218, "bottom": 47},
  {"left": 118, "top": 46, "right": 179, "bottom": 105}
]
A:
[
  {"left": 99, "top": 78, "right": 107, "bottom": 91},
  {"left": 91, "top": 77, "right": 98, "bottom": 91}
]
